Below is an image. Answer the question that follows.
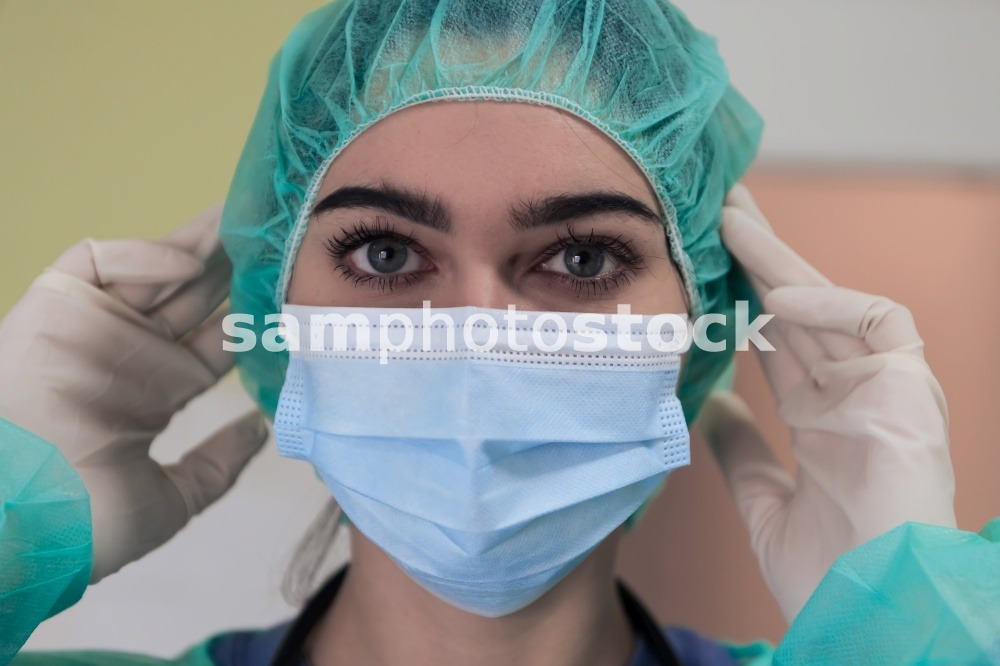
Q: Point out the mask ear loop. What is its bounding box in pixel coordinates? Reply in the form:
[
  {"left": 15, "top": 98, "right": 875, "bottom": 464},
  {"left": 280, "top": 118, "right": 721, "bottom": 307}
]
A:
[{"left": 281, "top": 496, "right": 346, "bottom": 607}]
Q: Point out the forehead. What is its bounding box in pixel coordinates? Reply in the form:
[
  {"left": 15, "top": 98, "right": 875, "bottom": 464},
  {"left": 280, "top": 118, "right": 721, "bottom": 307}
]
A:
[{"left": 319, "top": 100, "right": 662, "bottom": 215}]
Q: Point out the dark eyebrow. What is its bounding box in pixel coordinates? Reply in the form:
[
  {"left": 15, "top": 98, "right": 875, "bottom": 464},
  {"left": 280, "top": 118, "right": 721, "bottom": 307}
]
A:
[
  {"left": 311, "top": 180, "right": 451, "bottom": 232},
  {"left": 310, "top": 181, "right": 663, "bottom": 232},
  {"left": 508, "top": 191, "right": 663, "bottom": 231}
]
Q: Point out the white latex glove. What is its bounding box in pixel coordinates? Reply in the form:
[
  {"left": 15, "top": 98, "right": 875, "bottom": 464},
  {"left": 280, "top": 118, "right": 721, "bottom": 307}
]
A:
[
  {"left": 0, "top": 204, "right": 269, "bottom": 583},
  {"left": 698, "top": 184, "right": 957, "bottom": 623}
]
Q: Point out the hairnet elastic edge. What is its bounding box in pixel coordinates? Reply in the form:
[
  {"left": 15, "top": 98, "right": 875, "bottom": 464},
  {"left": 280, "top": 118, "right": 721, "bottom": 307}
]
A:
[{"left": 273, "top": 86, "right": 703, "bottom": 317}]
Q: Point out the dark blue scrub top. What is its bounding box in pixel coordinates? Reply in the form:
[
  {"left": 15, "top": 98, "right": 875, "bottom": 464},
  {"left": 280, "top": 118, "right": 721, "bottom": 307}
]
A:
[{"left": 208, "top": 611, "right": 739, "bottom": 665}]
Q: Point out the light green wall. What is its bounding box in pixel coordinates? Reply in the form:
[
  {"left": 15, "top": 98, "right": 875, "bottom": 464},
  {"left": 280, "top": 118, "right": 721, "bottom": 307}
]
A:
[{"left": 0, "top": 0, "right": 328, "bottom": 311}]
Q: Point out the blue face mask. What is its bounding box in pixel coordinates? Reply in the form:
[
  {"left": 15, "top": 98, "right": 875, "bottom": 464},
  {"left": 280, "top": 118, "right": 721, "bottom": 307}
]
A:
[{"left": 273, "top": 304, "right": 690, "bottom": 617}]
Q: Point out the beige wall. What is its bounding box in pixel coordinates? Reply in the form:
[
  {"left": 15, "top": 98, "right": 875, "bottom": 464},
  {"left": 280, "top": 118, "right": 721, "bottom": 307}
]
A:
[
  {"left": 619, "top": 167, "right": 1000, "bottom": 644},
  {"left": 0, "top": 0, "right": 329, "bottom": 313}
]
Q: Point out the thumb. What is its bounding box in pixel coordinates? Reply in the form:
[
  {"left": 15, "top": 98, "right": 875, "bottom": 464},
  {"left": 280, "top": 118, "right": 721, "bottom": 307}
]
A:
[
  {"left": 163, "top": 410, "right": 270, "bottom": 518},
  {"left": 697, "top": 391, "right": 794, "bottom": 545}
]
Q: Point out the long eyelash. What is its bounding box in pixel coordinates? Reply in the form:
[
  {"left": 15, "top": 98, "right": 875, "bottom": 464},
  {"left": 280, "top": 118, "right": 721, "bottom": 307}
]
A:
[
  {"left": 324, "top": 216, "right": 413, "bottom": 259},
  {"left": 551, "top": 226, "right": 646, "bottom": 270},
  {"left": 333, "top": 263, "right": 422, "bottom": 294},
  {"left": 324, "top": 217, "right": 425, "bottom": 294},
  {"left": 551, "top": 270, "right": 638, "bottom": 297},
  {"left": 539, "top": 226, "right": 646, "bottom": 297}
]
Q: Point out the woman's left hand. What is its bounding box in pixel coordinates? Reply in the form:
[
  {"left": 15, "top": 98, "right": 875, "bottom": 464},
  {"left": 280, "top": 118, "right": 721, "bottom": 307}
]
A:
[{"left": 698, "top": 184, "right": 957, "bottom": 623}]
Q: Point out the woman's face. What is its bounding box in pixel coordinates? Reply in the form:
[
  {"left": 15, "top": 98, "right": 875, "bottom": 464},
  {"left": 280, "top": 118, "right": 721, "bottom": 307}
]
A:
[{"left": 287, "top": 101, "right": 686, "bottom": 315}]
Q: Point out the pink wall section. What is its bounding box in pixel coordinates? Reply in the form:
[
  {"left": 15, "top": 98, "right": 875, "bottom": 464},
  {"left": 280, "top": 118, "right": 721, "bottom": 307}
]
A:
[{"left": 616, "top": 167, "right": 1000, "bottom": 645}]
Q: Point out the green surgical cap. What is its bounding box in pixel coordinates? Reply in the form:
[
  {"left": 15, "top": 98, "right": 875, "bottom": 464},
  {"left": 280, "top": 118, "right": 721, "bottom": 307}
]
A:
[{"left": 220, "top": 0, "right": 764, "bottom": 424}]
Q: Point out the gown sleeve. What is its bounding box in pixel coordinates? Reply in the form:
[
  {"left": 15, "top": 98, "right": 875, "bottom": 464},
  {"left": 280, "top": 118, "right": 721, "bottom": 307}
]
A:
[
  {"left": 713, "top": 517, "right": 1000, "bottom": 665},
  {"left": 772, "top": 516, "right": 1000, "bottom": 664},
  {"left": 0, "top": 417, "right": 93, "bottom": 664},
  {"left": 8, "top": 642, "right": 217, "bottom": 666}
]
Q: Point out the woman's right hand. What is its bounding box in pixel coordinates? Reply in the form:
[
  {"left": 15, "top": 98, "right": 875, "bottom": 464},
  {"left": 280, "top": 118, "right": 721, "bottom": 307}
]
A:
[{"left": 0, "top": 204, "right": 269, "bottom": 583}]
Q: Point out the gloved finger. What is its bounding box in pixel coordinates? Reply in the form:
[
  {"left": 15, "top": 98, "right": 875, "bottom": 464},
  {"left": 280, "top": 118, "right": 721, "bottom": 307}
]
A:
[
  {"left": 116, "top": 245, "right": 229, "bottom": 316},
  {"left": 49, "top": 238, "right": 205, "bottom": 292},
  {"left": 721, "top": 206, "right": 832, "bottom": 290},
  {"left": 735, "top": 252, "right": 816, "bottom": 400},
  {"left": 765, "top": 286, "right": 924, "bottom": 356},
  {"left": 723, "top": 212, "right": 868, "bottom": 361},
  {"left": 162, "top": 410, "right": 270, "bottom": 518},
  {"left": 724, "top": 183, "right": 773, "bottom": 232},
  {"left": 146, "top": 251, "right": 232, "bottom": 341},
  {"left": 755, "top": 316, "right": 810, "bottom": 401},
  {"left": 721, "top": 184, "right": 841, "bottom": 355},
  {"left": 160, "top": 202, "right": 224, "bottom": 261},
  {"left": 113, "top": 203, "right": 225, "bottom": 312},
  {"left": 698, "top": 391, "right": 794, "bottom": 544},
  {"left": 740, "top": 252, "right": 773, "bottom": 309},
  {"left": 93, "top": 239, "right": 208, "bottom": 286},
  {"left": 728, "top": 252, "right": 811, "bottom": 402},
  {"left": 779, "top": 320, "right": 858, "bottom": 368},
  {"left": 180, "top": 309, "right": 236, "bottom": 380}
]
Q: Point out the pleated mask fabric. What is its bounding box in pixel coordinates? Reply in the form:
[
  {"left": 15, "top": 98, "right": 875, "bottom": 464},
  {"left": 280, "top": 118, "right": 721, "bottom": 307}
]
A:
[{"left": 273, "top": 304, "right": 690, "bottom": 616}]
